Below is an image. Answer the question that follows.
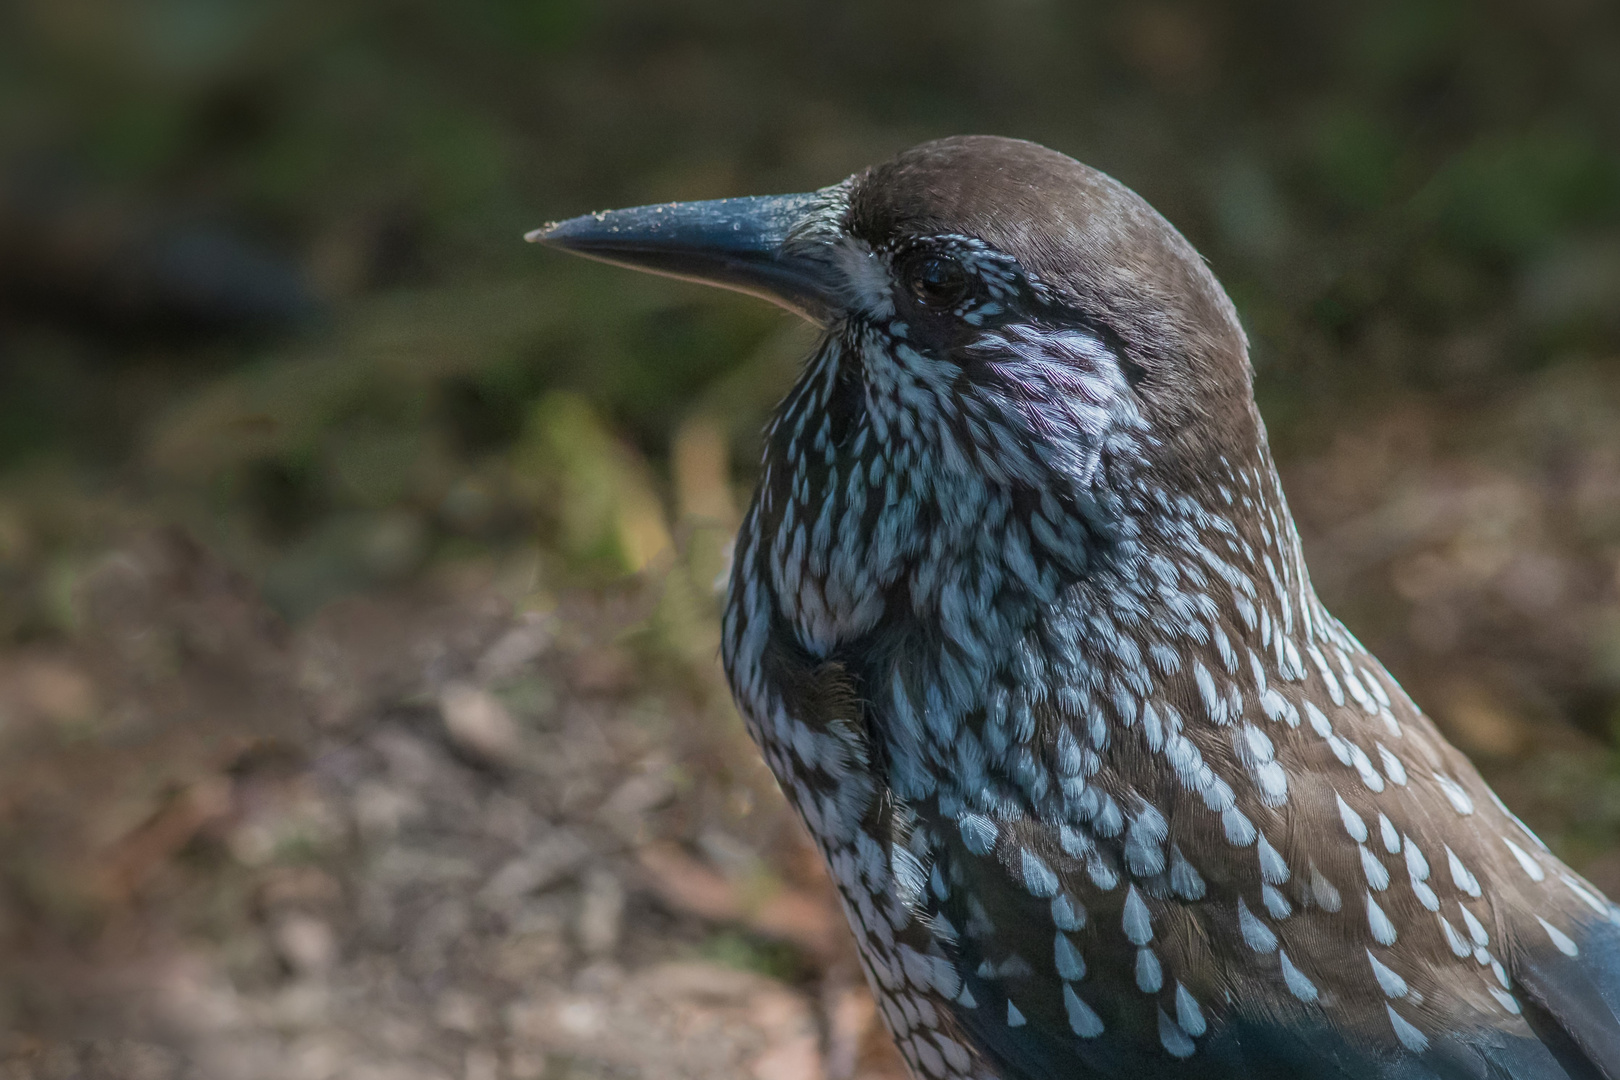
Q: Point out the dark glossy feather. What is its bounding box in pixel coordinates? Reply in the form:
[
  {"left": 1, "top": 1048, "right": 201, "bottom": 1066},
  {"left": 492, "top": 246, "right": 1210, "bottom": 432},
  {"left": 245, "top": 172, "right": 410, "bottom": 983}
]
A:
[{"left": 1515, "top": 914, "right": 1620, "bottom": 1079}]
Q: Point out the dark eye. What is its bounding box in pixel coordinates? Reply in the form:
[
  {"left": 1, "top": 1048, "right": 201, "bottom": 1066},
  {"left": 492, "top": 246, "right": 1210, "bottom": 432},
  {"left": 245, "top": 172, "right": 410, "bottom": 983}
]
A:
[{"left": 903, "top": 254, "right": 970, "bottom": 309}]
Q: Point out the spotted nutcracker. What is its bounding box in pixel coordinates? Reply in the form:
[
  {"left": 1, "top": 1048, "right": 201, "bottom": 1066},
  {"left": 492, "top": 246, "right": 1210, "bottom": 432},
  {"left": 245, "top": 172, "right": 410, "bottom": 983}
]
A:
[{"left": 530, "top": 136, "right": 1620, "bottom": 1079}]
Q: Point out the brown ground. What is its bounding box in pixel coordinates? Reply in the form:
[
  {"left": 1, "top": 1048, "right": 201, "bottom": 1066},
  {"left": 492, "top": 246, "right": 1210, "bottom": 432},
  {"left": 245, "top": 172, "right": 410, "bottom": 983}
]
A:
[{"left": 0, "top": 530, "right": 907, "bottom": 1080}]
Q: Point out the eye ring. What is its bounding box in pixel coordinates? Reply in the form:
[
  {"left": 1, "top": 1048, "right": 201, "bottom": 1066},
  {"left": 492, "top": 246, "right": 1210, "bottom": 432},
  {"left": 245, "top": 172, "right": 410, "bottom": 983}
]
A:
[{"left": 901, "top": 253, "right": 970, "bottom": 309}]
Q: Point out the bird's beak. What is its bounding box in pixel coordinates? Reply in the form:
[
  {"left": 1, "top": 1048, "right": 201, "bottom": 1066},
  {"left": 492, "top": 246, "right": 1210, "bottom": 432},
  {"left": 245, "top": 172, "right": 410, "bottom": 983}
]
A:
[{"left": 526, "top": 192, "right": 842, "bottom": 325}]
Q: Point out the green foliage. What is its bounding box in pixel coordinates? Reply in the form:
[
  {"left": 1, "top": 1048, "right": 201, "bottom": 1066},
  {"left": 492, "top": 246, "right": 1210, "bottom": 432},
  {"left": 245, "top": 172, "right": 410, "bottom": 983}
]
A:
[
  {"left": 513, "top": 392, "right": 671, "bottom": 578},
  {"left": 1419, "top": 129, "right": 1620, "bottom": 260},
  {"left": 1307, "top": 106, "right": 1404, "bottom": 214},
  {"left": 697, "top": 929, "right": 810, "bottom": 985}
]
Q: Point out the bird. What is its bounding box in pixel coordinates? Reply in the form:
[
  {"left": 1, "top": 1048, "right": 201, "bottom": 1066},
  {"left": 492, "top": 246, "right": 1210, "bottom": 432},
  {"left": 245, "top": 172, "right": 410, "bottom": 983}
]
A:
[{"left": 530, "top": 135, "right": 1620, "bottom": 1079}]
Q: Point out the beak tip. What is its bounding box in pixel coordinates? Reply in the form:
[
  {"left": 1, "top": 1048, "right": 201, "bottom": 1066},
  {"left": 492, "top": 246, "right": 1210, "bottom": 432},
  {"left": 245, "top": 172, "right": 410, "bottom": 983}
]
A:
[{"left": 526, "top": 211, "right": 619, "bottom": 247}]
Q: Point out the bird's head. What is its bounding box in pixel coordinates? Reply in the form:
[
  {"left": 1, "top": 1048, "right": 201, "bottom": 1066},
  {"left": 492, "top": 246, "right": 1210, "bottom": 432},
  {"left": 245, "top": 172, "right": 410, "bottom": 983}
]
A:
[{"left": 533, "top": 136, "right": 1261, "bottom": 553}]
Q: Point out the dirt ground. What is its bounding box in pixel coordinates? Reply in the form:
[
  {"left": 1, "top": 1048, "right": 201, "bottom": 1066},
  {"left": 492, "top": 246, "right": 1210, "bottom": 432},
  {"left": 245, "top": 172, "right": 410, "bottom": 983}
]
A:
[{"left": 0, "top": 530, "right": 907, "bottom": 1080}]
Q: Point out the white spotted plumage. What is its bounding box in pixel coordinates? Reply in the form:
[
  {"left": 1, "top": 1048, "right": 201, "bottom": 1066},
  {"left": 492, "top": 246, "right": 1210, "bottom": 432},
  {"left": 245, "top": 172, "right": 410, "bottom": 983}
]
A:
[{"left": 687, "top": 142, "right": 1620, "bottom": 1079}]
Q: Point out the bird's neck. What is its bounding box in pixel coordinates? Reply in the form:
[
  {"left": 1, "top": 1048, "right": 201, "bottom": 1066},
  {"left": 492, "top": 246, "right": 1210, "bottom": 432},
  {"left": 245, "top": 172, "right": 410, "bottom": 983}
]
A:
[
  {"left": 1117, "top": 440, "right": 1320, "bottom": 657},
  {"left": 736, "top": 363, "right": 1323, "bottom": 802},
  {"left": 880, "top": 442, "right": 1328, "bottom": 815},
  {"left": 747, "top": 340, "right": 1315, "bottom": 673}
]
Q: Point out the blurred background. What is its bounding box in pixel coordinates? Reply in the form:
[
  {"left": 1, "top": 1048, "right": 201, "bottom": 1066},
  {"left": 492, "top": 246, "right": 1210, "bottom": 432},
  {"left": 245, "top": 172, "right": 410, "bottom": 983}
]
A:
[{"left": 2, "top": 1, "right": 1620, "bottom": 1077}]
